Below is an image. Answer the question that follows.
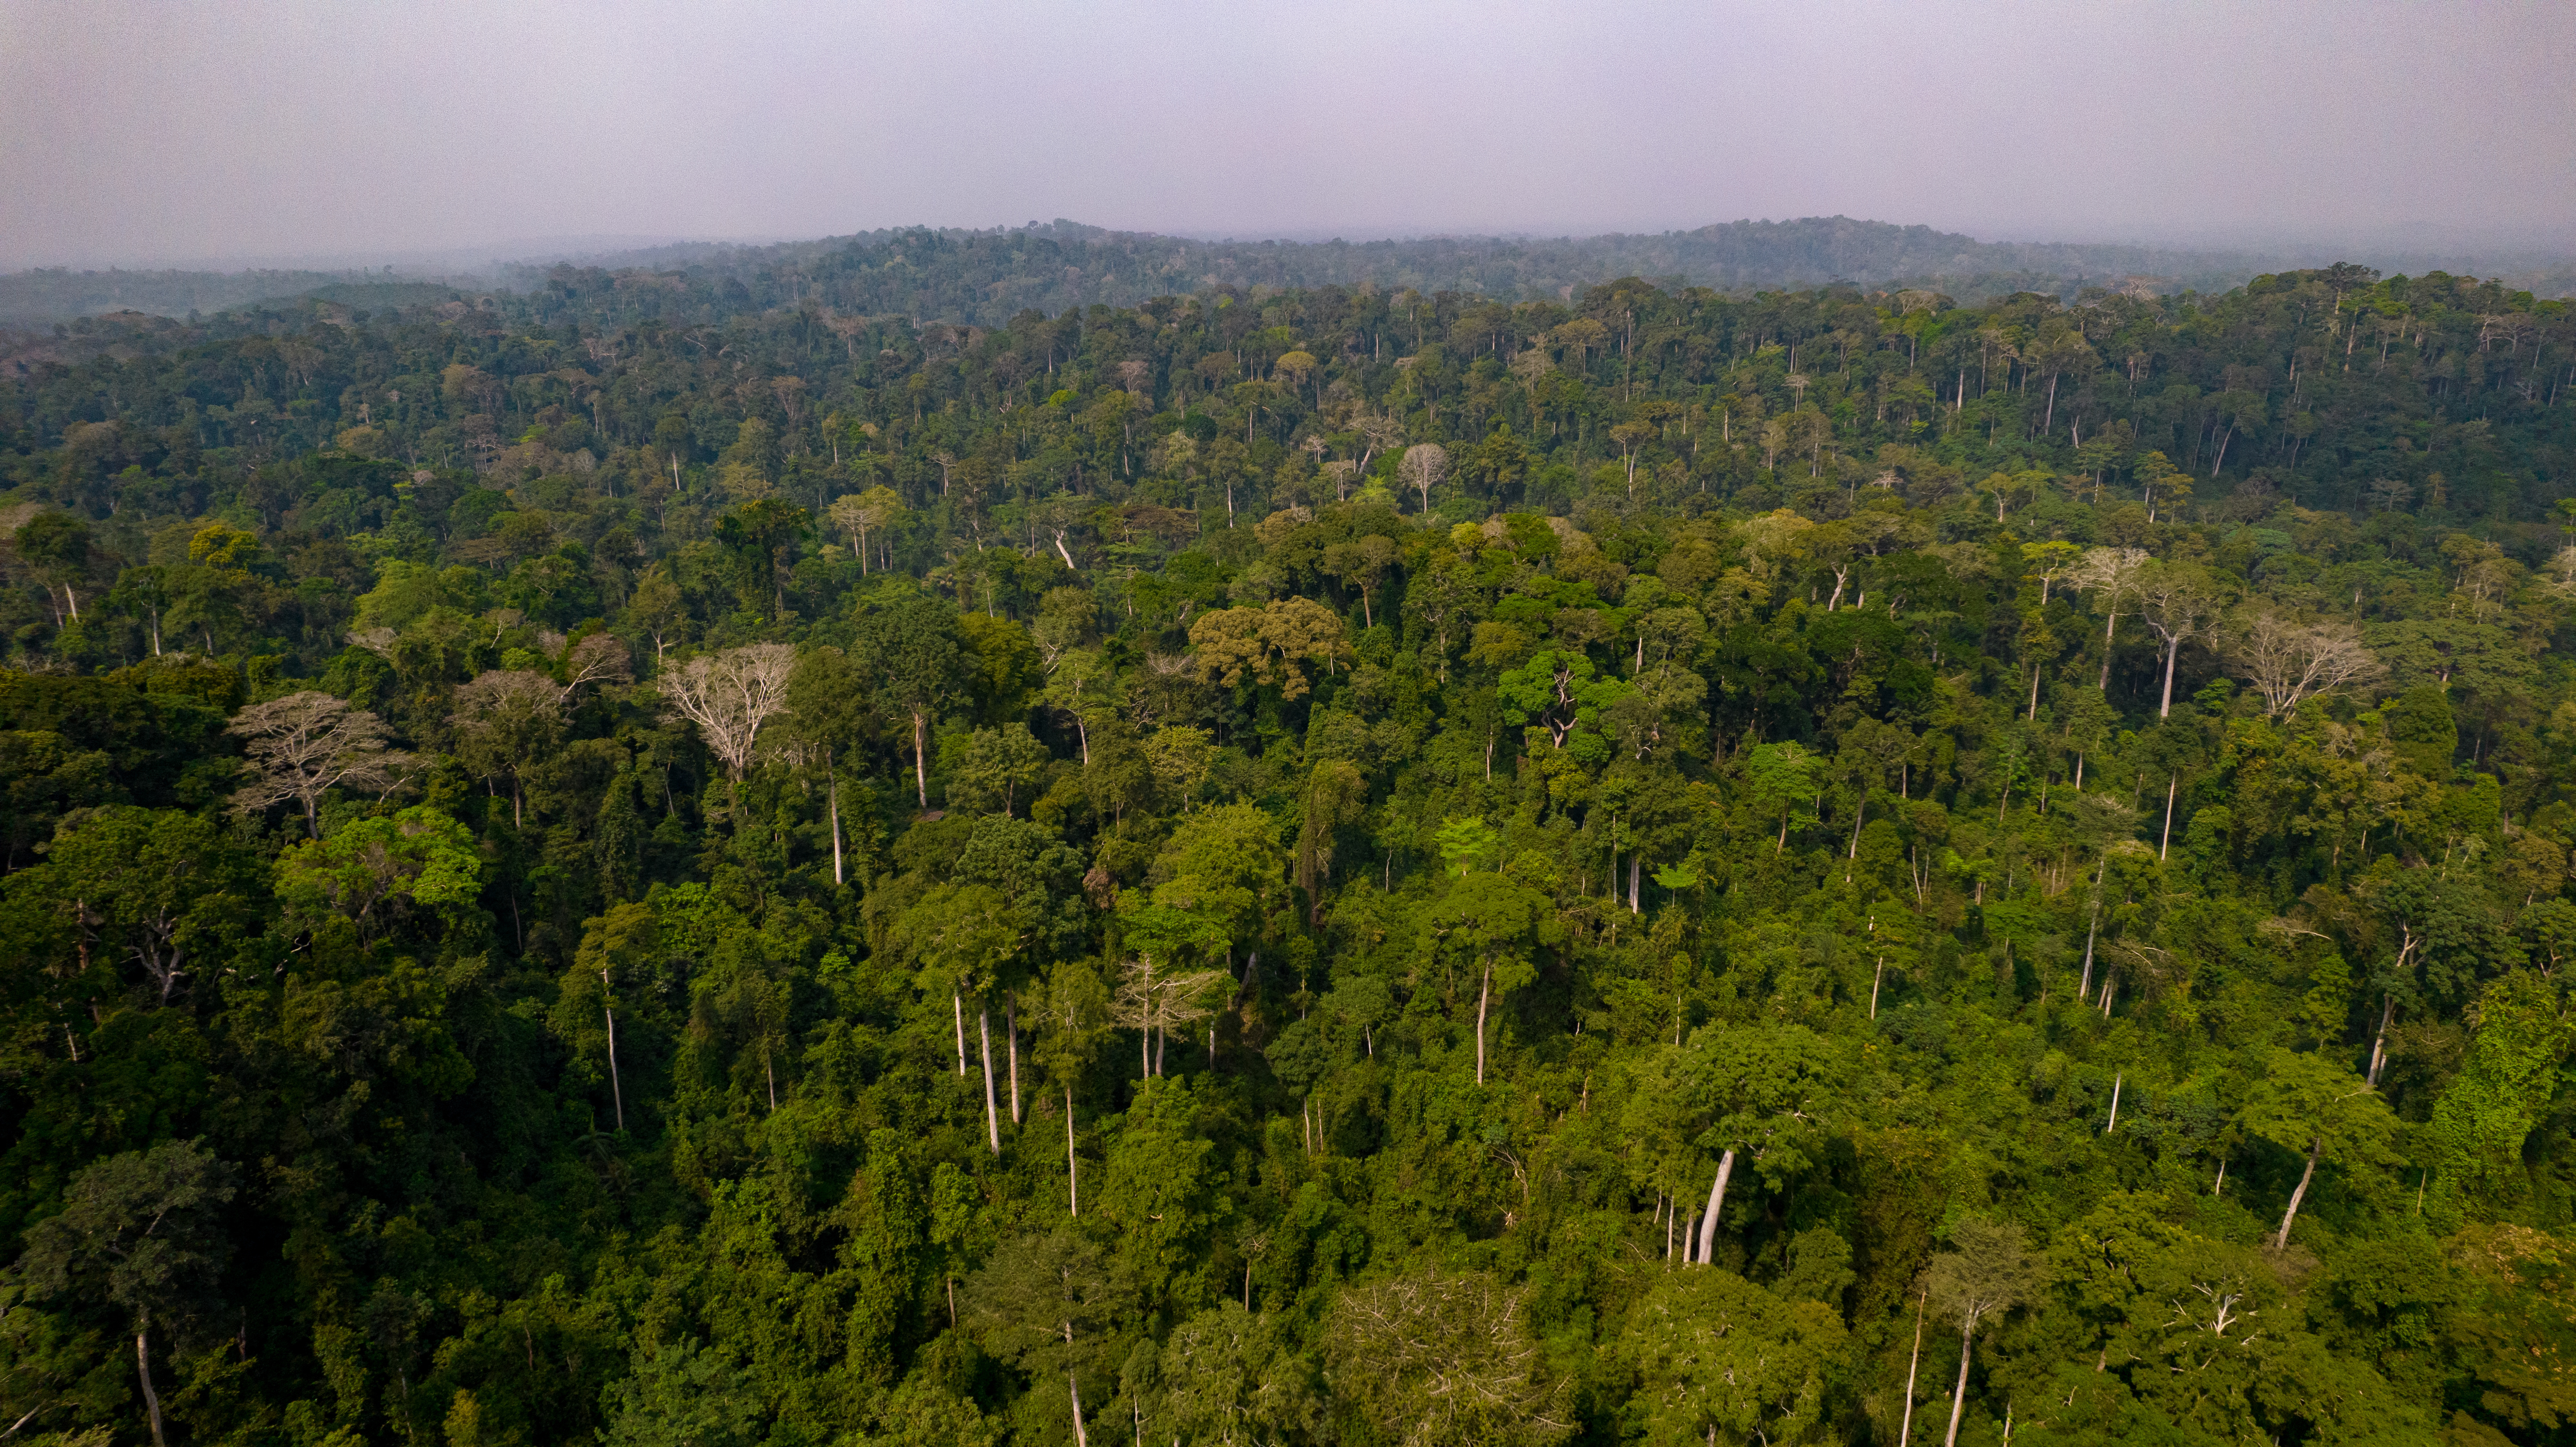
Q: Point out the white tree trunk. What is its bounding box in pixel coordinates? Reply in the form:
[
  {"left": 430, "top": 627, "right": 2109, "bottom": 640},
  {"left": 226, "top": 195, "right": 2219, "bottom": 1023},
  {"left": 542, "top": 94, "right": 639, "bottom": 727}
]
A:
[
  {"left": 1695, "top": 1149, "right": 1734, "bottom": 1264},
  {"left": 1475, "top": 960, "right": 1491, "bottom": 1085},
  {"left": 829, "top": 761, "right": 843, "bottom": 885},
  {"left": 1944, "top": 1321, "right": 1974, "bottom": 1447},
  {"left": 2274, "top": 1138, "right": 2320, "bottom": 1250},
  {"left": 978, "top": 1004, "right": 1000, "bottom": 1155},
  {"left": 603, "top": 972, "right": 625, "bottom": 1132},
  {"left": 137, "top": 1321, "right": 168, "bottom": 1447},
  {"left": 1065, "top": 1085, "right": 1079, "bottom": 1217},
  {"left": 1900, "top": 1290, "right": 1924, "bottom": 1446}
]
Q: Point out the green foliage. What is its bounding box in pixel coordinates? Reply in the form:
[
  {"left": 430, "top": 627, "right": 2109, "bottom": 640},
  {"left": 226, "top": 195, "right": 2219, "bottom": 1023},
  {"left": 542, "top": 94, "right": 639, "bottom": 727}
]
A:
[{"left": 0, "top": 261, "right": 2572, "bottom": 1444}]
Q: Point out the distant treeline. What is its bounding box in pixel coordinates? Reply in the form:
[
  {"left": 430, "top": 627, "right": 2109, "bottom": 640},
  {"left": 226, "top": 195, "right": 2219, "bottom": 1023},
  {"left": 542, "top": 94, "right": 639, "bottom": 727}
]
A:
[{"left": 12, "top": 218, "right": 2571, "bottom": 330}]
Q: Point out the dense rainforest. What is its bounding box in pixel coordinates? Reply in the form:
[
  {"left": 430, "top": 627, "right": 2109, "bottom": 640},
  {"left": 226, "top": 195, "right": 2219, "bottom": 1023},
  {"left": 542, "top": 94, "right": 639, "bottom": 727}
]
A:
[{"left": 0, "top": 260, "right": 2573, "bottom": 1447}]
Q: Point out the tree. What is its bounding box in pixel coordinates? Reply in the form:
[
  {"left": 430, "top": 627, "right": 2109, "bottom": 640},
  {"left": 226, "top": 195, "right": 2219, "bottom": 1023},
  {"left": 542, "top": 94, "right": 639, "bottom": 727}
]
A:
[
  {"left": 16, "top": 511, "right": 92, "bottom": 626},
  {"left": 2138, "top": 563, "right": 2220, "bottom": 717},
  {"left": 17, "top": 1141, "right": 237, "bottom": 1447},
  {"left": 1189, "top": 598, "right": 1349, "bottom": 701},
  {"left": 2232, "top": 611, "right": 2381, "bottom": 718},
  {"left": 949, "top": 723, "right": 1051, "bottom": 819},
  {"left": 2071, "top": 546, "right": 2153, "bottom": 690},
  {"left": 1497, "top": 649, "right": 1631, "bottom": 765},
  {"left": 657, "top": 643, "right": 796, "bottom": 782},
  {"left": 1684, "top": 1025, "right": 1835, "bottom": 1266},
  {"left": 1111, "top": 900, "right": 1230, "bottom": 1078},
  {"left": 828, "top": 485, "right": 905, "bottom": 575},
  {"left": 713, "top": 499, "right": 808, "bottom": 621},
  {"left": 627, "top": 564, "right": 687, "bottom": 661},
  {"left": 2239, "top": 1048, "right": 2398, "bottom": 1251},
  {"left": 1429, "top": 871, "right": 1543, "bottom": 1085},
  {"left": 1398, "top": 443, "right": 1450, "bottom": 516},
  {"left": 960, "top": 1228, "right": 1132, "bottom": 1447},
  {"left": 1743, "top": 740, "right": 1819, "bottom": 851},
  {"left": 6, "top": 806, "right": 258, "bottom": 1007},
  {"left": 1618, "top": 1269, "right": 1845, "bottom": 1446},
  {"left": 448, "top": 669, "right": 567, "bottom": 827},
  {"left": 855, "top": 595, "right": 966, "bottom": 808},
  {"left": 1321, "top": 1269, "right": 1570, "bottom": 1447},
  {"left": 1925, "top": 1218, "right": 2039, "bottom": 1447},
  {"left": 1157, "top": 1302, "right": 1321, "bottom": 1447},
  {"left": 227, "top": 691, "right": 415, "bottom": 838}
]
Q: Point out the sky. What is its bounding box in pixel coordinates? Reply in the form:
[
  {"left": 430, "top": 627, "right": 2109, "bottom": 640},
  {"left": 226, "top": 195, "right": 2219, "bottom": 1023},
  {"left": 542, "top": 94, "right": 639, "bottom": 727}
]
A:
[{"left": 5, "top": 0, "right": 2572, "bottom": 270}]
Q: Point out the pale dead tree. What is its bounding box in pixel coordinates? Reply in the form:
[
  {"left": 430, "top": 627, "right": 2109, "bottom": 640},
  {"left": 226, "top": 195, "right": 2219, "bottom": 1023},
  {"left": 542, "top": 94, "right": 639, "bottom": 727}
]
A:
[
  {"left": 1398, "top": 444, "right": 1450, "bottom": 517},
  {"left": 2232, "top": 612, "right": 2381, "bottom": 717},
  {"left": 561, "top": 632, "right": 633, "bottom": 694},
  {"left": 1320, "top": 460, "right": 1360, "bottom": 502},
  {"left": 657, "top": 643, "right": 797, "bottom": 780},
  {"left": 347, "top": 626, "right": 398, "bottom": 660},
  {"left": 2138, "top": 566, "right": 2221, "bottom": 718},
  {"left": 228, "top": 691, "right": 415, "bottom": 838},
  {"left": 2070, "top": 546, "right": 2154, "bottom": 689},
  {"left": 1108, "top": 954, "right": 1229, "bottom": 1078}
]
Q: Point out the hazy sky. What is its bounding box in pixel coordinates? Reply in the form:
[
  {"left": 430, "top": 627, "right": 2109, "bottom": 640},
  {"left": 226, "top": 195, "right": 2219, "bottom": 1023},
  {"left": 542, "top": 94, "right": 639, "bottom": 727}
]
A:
[{"left": 5, "top": 0, "right": 2572, "bottom": 269}]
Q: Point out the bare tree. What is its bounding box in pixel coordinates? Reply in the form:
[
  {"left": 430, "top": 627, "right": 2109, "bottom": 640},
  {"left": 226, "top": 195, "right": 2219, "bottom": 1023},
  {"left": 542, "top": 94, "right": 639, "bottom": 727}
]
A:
[
  {"left": 1398, "top": 443, "right": 1450, "bottom": 516},
  {"left": 2070, "top": 546, "right": 2153, "bottom": 690},
  {"left": 228, "top": 691, "right": 414, "bottom": 838},
  {"left": 562, "top": 632, "right": 633, "bottom": 694},
  {"left": 657, "top": 643, "right": 797, "bottom": 780},
  {"left": 2232, "top": 612, "right": 2382, "bottom": 717}
]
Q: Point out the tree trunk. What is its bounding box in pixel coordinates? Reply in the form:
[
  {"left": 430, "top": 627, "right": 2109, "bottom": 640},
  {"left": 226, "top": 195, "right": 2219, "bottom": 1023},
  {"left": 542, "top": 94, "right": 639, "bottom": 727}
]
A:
[
  {"left": 2274, "top": 1137, "right": 2320, "bottom": 1250},
  {"left": 1900, "top": 1289, "right": 1925, "bottom": 1446},
  {"left": 978, "top": 1004, "right": 1001, "bottom": 1155},
  {"left": 1065, "top": 1085, "right": 1079, "bottom": 1216},
  {"left": 2098, "top": 611, "right": 2118, "bottom": 689},
  {"left": 1475, "top": 959, "right": 1492, "bottom": 1085},
  {"left": 603, "top": 971, "right": 625, "bottom": 1131},
  {"left": 137, "top": 1315, "right": 167, "bottom": 1447},
  {"left": 2158, "top": 636, "right": 2180, "bottom": 717},
  {"left": 2160, "top": 773, "right": 2177, "bottom": 858},
  {"left": 1007, "top": 994, "right": 1021, "bottom": 1124},
  {"left": 953, "top": 993, "right": 967, "bottom": 1076},
  {"left": 912, "top": 709, "right": 931, "bottom": 809},
  {"left": 1067, "top": 1369, "right": 1089, "bottom": 1447},
  {"left": 829, "top": 760, "right": 843, "bottom": 885},
  {"left": 1694, "top": 1149, "right": 1734, "bottom": 1264},
  {"left": 2367, "top": 996, "right": 2394, "bottom": 1085},
  {"left": 1944, "top": 1321, "right": 1975, "bottom": 1447}
]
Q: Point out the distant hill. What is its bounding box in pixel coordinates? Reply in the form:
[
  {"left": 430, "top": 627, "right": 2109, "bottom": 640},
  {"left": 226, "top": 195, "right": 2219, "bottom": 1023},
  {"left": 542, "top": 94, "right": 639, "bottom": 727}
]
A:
[
  {"left": 7, "top": 217, "right": 2567, "bottom": 329},
  {"left": 492, "top": 218, "right": 2576, "bottom": 326},
  {"left": 0, "top": 266, "right": 389, "bottom": 326}
]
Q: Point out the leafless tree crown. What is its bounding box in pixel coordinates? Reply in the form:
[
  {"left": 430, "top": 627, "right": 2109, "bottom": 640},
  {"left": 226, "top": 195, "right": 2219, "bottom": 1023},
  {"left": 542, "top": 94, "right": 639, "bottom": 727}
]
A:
[
  {"left": 2234, "top": 612, "right": 2382, "bottom": 717},
  {"left": 227, "top": 691, "right": 414, "bottom": 835},
  {"left": 658, "top": 643, "right": 797, "bottom": 779}
]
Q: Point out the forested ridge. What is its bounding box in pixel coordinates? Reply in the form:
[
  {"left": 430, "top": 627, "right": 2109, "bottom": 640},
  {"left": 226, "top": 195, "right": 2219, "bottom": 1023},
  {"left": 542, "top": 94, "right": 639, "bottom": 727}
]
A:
[
  {"left": 0, "top": 261, "right": 2573, "bottom": 1446},
  {"left": 16, "top": 216, "right": 2570, "bottom": 330}
]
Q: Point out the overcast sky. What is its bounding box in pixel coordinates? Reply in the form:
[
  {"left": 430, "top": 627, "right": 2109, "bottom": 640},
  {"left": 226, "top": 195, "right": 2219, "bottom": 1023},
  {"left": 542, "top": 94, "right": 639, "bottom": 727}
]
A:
[{"left": 5, "top": 0, "right": 2571, "bottom": 270}]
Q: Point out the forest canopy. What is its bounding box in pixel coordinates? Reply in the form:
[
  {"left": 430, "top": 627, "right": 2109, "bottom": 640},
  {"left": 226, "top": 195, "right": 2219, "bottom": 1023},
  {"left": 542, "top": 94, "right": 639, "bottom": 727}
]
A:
[{"left": 0, "top": 260, "right": 2571, "bottom": 1445}]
